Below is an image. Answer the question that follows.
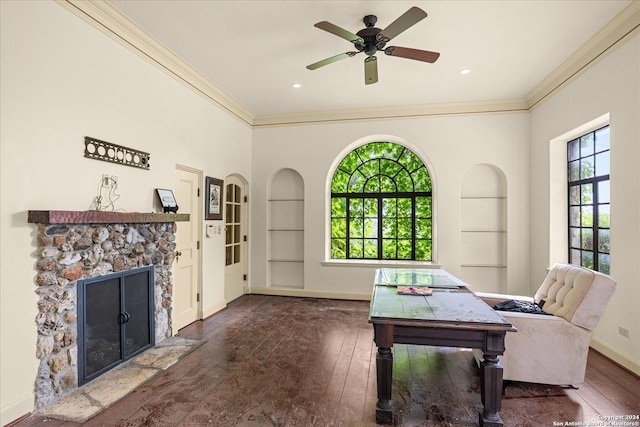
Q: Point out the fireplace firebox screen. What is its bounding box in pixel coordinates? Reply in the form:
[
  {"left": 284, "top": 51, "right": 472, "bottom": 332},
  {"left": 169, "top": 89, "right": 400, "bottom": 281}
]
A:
[{"left": 77, "top": 266, "right": 155, "bottom": 385}]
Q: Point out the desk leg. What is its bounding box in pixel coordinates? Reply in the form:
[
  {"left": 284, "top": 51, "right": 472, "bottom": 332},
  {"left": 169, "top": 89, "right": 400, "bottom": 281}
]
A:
[
  {"left": 376, "top": 346, "right": 393, "bottom": 424},
  {"left": 479, "top": 354, "right": 504, "bottom": 427}
]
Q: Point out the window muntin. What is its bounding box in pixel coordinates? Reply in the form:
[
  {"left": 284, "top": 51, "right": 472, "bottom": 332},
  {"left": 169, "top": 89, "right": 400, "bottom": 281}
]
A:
[
  {"left": 331, "top": 142, "right": 432, "bottom": 261},
  {"left": 568, "top": 126, "right": 610, "bottom": 273}
]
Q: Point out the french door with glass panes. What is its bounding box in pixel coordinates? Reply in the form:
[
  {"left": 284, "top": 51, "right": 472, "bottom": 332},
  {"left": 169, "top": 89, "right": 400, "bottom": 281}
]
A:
[{"left": 224, "top": 175, "right": 247, "bottom": 302}]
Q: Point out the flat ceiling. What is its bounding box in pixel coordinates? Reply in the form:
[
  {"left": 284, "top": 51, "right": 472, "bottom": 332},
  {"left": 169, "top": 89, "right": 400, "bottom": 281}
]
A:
[{"left": 108, "top": 0, "right": 631, "bottom": 118}]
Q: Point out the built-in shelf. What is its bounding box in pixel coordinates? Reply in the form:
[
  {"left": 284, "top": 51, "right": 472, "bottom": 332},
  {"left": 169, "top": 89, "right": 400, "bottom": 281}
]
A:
[
  {"left": 28, "top": 210, "right": 190, "bottom": 224},
  {"left": 268, "top": 169, "right": 304, "bottom": 289},
  {"left": 459, "top": 164, "right": 508, "bottom": 294}
]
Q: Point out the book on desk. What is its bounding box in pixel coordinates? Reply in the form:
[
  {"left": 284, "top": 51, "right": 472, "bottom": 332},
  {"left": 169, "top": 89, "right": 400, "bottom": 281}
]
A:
[{"left": 396, "top": 286, "right": 433, "bottom": 295}]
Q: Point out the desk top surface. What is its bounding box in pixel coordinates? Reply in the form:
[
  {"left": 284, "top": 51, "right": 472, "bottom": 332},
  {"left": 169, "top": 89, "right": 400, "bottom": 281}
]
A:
[
  {"left": 374, "top": 268, "right": 467, "bottom": 288},
  {"left": 369, "top": 268, "right": 514, "bottom": 330}
]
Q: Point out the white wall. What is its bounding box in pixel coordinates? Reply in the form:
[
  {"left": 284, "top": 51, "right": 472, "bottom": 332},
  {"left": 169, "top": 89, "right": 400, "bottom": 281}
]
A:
[
  {"left": 251, "top": 112, "right": 531, "bottom": 298},
  {"left": 3, "top": 1, "right": 638, "bottom": 423},
  {"left": 0, "top": 1, "right": 251, "bottom": 423},
  {"left": 530, "top": 35, "right": 640, "bottom": 373}
]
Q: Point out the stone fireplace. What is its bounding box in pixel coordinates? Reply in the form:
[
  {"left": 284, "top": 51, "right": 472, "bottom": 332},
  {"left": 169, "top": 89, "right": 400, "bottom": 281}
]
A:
[{"left": 27, "top": 210, "right": 189, "bottom": 409}]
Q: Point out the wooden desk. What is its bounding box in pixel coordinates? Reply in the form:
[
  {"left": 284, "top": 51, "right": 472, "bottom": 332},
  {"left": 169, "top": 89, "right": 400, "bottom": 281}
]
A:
[{"left": 368, "top": 268, "right": 516, "bottom": 426}]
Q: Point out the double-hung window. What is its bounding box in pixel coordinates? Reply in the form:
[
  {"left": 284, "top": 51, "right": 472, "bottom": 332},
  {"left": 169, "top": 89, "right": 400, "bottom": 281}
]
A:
[{"left": 568, "top": 126, "right": 610, "bottom": 273}]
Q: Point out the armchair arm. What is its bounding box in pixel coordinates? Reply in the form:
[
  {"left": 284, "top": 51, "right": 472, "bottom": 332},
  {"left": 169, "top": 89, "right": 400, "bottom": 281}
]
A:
[{"left": 494, "top": 311, "right": 592, "bottom": 385}]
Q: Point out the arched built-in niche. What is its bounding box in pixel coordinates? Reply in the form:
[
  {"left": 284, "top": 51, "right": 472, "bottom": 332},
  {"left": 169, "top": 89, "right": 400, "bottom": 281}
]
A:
[
  {"left": 268, "top": 169, "right": 304, "bottom": 288},
  {"left": 459, "top": 164, "right": 507, "bottom": 293}
]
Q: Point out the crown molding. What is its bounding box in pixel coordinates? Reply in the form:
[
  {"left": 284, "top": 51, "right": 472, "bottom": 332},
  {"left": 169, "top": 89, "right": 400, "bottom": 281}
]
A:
[
  {"left": 55, "top": 0, "right": 255, "bottom": 126},
  {"left": 525, "top": 0, "right": 640, "bottom": 109},
  {"left": 252, "top": 99, "right": 529, "bottom": 128},
  {"left": 55, "top": 0, "right": 639, "bottom": 128}
]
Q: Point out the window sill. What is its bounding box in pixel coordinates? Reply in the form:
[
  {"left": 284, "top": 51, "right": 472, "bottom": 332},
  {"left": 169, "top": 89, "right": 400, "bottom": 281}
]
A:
[{"left": 321, "top": 259, "right": 442, "bottom": 269}]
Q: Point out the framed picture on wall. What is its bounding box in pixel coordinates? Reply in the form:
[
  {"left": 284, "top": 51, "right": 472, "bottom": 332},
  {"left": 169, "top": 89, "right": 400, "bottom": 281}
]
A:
[
  {"left": 205, "top": 176, "right": 224, "bottom": 220},
  {"left": 155, "top": 188, "right": 179, "bottom": 213}
]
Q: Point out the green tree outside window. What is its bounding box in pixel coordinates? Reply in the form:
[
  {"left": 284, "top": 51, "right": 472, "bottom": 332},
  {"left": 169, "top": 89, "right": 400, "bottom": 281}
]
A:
[{"left": 330, "top": 142, "right": 432, "bottom": 261}]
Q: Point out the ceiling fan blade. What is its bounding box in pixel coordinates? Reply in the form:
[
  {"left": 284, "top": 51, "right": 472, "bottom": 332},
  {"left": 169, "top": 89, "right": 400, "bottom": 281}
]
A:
[
  {"left": 364, "top": 56, "right": 378, "bottom": 85},
  {"left": 314, "top": 21, "right": 364, "bottom": 45},
  {"left": 384, "top": 46, "right": 440, "bottom": 63},
  {"left": 377, "top": 7, "right": 428, "bottom": 42},
  {"left": 306, "top": 52, "right": 358, "bottom": 70}
]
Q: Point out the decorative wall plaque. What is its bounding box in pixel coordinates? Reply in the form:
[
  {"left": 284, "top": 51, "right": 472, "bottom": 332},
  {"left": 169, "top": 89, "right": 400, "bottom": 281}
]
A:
[{"left": 84, "top": 136, "right": 150, "bottom": 170}]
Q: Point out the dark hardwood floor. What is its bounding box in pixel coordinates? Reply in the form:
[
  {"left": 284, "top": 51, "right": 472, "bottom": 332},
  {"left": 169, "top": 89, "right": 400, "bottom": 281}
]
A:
[{"left": 13, "top": 295, "right": 640, "bottom": 426}]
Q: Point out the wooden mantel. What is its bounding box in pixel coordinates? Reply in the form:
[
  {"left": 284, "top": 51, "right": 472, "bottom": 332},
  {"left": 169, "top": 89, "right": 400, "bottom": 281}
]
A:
[{"left": 28, "top": 210, "right": 190, "bottom": 224}]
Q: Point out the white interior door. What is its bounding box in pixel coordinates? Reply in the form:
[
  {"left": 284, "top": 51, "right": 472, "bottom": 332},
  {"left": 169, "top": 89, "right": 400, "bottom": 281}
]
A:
[
  {"left": 174, "top": 166, "right": 202, "bottom": 331},
  {"left": 224, "top": 175, "right": 248, "bottom": 302}
]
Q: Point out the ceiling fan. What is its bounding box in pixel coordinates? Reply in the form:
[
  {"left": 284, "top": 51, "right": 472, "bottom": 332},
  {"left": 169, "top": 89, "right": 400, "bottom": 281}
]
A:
[{"left": 306, "top": 7, "right": 440, "bottom": 85}]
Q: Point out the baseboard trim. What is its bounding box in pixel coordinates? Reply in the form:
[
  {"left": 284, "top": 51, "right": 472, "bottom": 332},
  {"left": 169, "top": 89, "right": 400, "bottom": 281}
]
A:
[
  {"left": 590, "top": 336, "right": 640, "bottom": 377},
  {"left": 1, "top": 396, "right": 33, "bottom": 427},
  {"left": 3, "top": 412, "right": 31, "bottom": 427},
  {"left": 249, "top": 287, "right": 371, "bottom": 301}
]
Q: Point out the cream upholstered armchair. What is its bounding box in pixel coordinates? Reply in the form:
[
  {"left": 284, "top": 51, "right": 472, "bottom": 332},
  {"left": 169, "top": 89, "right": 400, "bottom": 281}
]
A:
[{"left": 474, "top": 263, "right": 616, "bottom": 386}]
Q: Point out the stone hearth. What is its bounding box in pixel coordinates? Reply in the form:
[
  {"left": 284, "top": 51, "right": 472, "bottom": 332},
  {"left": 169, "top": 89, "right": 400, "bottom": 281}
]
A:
[
  {"left": 37, "top": 336, "right": 204, "bottom": 423},
  {"left": 28, "top": 211, "right": 189, "bottom": 409}
]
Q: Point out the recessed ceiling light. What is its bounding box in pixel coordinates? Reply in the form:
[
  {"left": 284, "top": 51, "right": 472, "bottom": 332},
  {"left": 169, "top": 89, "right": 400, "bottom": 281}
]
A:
[
  {"left": 460, "top": 69, "right": 471, "bottom": 75},
  {"left": 292, "top": 83, "right": 302, "bottom": 88}
]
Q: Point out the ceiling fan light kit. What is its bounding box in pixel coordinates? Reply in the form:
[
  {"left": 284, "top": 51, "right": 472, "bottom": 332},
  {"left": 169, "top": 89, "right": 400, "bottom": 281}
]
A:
[{"left": 307, "top": 6, "right": 440, "bottom": 85}]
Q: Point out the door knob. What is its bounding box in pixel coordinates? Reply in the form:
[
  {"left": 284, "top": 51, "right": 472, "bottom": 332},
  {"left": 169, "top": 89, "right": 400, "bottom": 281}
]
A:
[
  {"left": 176, "top": 251, "right": 182, "bottom": 261},
  {"left": 118, "top": 312, "right": 130, "bottom": 324}
]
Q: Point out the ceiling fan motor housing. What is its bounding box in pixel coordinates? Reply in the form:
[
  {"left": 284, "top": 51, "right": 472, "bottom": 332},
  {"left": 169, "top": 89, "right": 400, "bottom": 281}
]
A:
[{"left": 356, "top": 15, "right": 386, "bottom": 56}]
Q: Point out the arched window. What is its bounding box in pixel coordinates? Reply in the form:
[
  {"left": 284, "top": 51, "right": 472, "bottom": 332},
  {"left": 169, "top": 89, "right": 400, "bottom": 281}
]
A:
[{"left": 330, "top": 142, "right": 432, "bottom": 261}]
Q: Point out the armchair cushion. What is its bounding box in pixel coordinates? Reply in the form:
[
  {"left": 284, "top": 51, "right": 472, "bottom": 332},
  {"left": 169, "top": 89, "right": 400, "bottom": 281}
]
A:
[{"left": 534, "top": 263, "right": 616, "bottom": 330}]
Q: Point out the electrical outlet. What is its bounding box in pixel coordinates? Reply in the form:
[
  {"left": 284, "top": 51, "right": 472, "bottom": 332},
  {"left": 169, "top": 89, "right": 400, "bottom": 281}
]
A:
[
  {"left": 618, "top": 326, "right": 629, "bottom": 338},
  {"left": 102, "top": 174, "right": 110, "bottom": 188}
]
